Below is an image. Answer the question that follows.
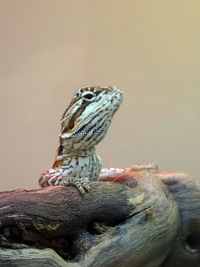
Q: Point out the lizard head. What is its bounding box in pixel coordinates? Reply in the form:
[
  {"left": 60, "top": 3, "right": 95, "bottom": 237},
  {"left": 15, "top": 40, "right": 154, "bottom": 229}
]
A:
[{"left": 60, "top": 86, "right": 123, "bottom": 150}]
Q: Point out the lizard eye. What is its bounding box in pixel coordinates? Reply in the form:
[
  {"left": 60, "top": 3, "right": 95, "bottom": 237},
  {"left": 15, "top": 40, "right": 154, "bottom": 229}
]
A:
[{"left": 82, "top": 92, "right": 95, "bottom": 101}]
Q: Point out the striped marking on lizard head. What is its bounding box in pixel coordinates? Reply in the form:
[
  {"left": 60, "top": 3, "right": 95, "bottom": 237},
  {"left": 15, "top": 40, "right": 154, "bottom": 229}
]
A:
[{"left": 60, "top": 86, "right": 123, "bottom": 149}]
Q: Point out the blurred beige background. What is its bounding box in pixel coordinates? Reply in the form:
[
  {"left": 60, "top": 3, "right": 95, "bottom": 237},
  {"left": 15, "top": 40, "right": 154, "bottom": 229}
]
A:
[{"left": 0, "top": 0, "right": 200, "bottom": 190}]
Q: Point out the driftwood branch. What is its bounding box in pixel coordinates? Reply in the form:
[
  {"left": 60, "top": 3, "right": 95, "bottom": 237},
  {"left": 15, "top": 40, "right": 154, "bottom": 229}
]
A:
[{"left": 0, "top": 170, "right": 199, "bottom": 266}]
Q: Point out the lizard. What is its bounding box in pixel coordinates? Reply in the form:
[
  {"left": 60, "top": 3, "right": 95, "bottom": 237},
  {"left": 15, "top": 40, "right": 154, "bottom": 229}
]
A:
[
  {"left": 39, "top": 85, "right": 158, "bottom": 194},
  {"left": 39, "top": 86, "right": 124, "bottom": 194}
]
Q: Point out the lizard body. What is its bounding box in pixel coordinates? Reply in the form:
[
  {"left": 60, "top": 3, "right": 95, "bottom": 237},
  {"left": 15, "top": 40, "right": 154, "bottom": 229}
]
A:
[{"left": 39, "top": 86, "right": 123, "bottom": 194}]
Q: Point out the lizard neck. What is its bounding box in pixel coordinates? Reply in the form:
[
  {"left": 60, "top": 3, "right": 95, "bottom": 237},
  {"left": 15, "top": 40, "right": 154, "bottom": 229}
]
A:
[{"left": 52, "top": 138, "right": 97, "bottom": 168}]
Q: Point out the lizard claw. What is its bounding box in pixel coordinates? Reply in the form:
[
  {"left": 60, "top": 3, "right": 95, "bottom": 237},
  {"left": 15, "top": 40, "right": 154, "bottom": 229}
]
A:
[{"left": 63, "top": 177, "right": 91, "bottom": 195}]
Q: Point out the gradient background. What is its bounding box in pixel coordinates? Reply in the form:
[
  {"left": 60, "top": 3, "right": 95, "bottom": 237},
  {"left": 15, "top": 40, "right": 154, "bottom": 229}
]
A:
[{"left": 1, "top": 0, "right": 200, "bottom": 190}]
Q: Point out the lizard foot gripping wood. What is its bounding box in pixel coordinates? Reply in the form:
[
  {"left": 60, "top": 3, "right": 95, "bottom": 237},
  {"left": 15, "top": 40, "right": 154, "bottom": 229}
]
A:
[{"left": 39, "top": 86, "right": 124, "bottom": 194}]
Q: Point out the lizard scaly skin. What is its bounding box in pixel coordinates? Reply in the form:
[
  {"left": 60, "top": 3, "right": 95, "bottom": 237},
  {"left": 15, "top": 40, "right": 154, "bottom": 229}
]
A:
[{"left": 39, "top": 86, "right": 123, "bottom": 194}]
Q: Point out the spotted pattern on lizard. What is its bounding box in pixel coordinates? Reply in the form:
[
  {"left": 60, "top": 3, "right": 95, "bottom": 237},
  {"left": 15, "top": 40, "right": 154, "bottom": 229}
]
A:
[{"left": 39, "top": 86, "right": 124, "bottom": 194}]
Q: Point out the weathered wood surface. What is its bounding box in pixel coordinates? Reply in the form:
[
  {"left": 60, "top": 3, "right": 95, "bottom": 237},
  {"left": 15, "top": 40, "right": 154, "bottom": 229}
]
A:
[
  {"left": 156, "top": 171, "right": 200, "bottom": 267},
  {"left": 0, "top": 170, "right": 199, "bottom": 267}
]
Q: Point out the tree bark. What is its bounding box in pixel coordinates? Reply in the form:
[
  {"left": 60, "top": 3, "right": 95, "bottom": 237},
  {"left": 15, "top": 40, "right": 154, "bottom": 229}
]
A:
[{"left": 0, "top": 170, "right": 199, "bottom": 267}]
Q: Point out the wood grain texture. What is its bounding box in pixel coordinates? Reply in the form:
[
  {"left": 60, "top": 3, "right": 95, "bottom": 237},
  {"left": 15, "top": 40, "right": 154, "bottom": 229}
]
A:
[{"left": 0, "top": 170, "right": 199, "bottom": 267}]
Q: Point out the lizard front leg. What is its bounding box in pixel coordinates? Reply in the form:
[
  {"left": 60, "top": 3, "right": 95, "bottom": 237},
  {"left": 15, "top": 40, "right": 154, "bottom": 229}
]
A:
[{"left": 39, "top": 168, "right": 91, "bottom": 195}]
